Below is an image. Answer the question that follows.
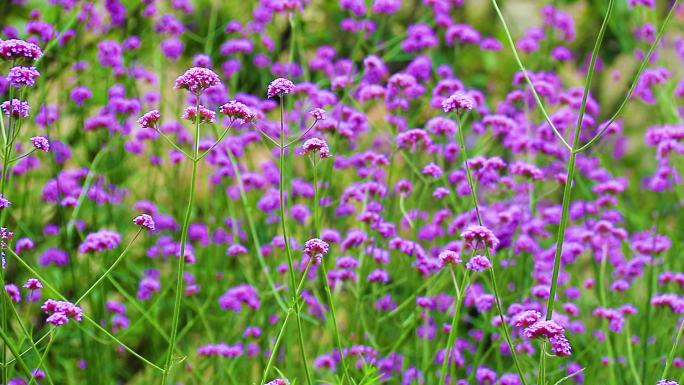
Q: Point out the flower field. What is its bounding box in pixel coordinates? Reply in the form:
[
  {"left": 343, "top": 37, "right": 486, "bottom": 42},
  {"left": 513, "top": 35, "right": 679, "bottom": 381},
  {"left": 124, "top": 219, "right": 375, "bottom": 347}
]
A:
[{"left": 0, "top": 0, "right": 684, "bottom": 384}]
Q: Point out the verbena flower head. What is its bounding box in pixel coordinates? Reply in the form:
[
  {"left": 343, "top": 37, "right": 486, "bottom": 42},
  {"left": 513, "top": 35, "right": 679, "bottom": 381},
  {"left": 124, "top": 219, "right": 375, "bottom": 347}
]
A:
[
  {"left": 304, "top": 238, "right": 329, "bottom": 258},
  {"left": 0, "top": 39, "right": 43, "bottom": 61},
  {"left": 182, "top": 105, "right": 216, "bottom": 123},
  {"left": 461, "top": 225, "right": 500, "bottom": 249},
  {"left": 438, "top": 250, "right": 461, "bottom": 266},
  {"left": 137, "top": 110, "right": 161, "bottom": 128},
  {"left": 466, "top": 254, "right": 492, "bottom": 272},
  {"left": 7, "top": 66, "right": 40, "bottom": 87},
  {"left": 442, "top": 91, "right": 475, "bottom": 112},
  {"left": 174, "top": 67, "right": 221, "bottom": 94},
  {"left": 41, "top": 299, "right": 83, "bottom": 326},
  {"left": 302, "top": 138, "right": 331, "bottom": 158},
  {"left": 133, "top": 214, "right": 155, "bottom": 231},
  {"left": 219, "top": 100, "right": 256, "bottom": 122},
  {"left": 267, "top": 77, "right": 296, "bottom": 98},
  {"left": 78, "top": 230, "right": 122, "bottom": 253},
  {"left": 30, "top": 136, "right": 50, "bottom": 152},
  {"left": 1, "top": 99, "right": 30, "bottom": 118},
  {"left": 309, "top": 107, "right": 327, "bottom": 120},
  {"left": 0, "top": 195, "right": 10, "bottom": 209},
  {"left": 23, "top": 278, "right": 42, "bottom": 290}
]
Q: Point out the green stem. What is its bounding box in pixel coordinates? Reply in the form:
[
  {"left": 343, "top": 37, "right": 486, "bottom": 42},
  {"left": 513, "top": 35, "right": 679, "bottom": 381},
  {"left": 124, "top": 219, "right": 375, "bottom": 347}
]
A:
[
  {"left": 76, "top": 229, "right": 142, "bottom": 305},
  {"left": 160, "top": 93, "right": 202, "bottom": 384},
  {"left": 575, "top": 0, "right": 681, "bottom": 153},
  {"left": 277, "top": 96, "right": 313, "bottom": 385},
  {"left": 438, "top": 267, "right": 468, "bottom": 385}
]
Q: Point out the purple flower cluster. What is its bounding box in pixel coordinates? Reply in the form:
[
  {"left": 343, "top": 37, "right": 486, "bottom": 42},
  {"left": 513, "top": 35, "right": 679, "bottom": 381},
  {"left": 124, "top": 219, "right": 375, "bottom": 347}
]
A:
[
  {"left": 218, "top": 284, "right": 260, "bottom": 312},
  {"left": 133, "top": 214, "right": 155, "bottom": 231},
  {"left": 267, "top": 77, "right": 296, "bottom": 98},
  {"left": 41, "top": 299, "right": 83, "bottom": 326},
  {"left": 78, "top": 230, "right": 122, "bottom": 253},
  {"left": 0, "top": 39, "right": 43, "bottom": 61},
  {"left": 6, "top": 66, "right": 40, "bottom": 87},
  {"left": 174, "top": 67, "right": 221, "bottom": 94}
]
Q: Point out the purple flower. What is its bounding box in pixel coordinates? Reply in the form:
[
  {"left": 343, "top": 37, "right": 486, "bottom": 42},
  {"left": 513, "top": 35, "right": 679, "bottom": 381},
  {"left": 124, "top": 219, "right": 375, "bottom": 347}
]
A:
[
  {"left": 70, "top": 86, "right": 93, "bottom": 106},
  {"left": 466, "top": 255, "right": 492, "bottom": 272},
  {"left": 78, "top": 230, "right": 122, "bottom": 253},
  {"left": 0, "top": 39, "right": 43, "bottom": 61},
  {"left": 0, "top": 195, "right": 10, "bottom": 209},
  {"left": 438, "top": 250, "right": 461, "bottom": 266},
  {"left": 41, "top": 299, "right": 83, "bottom": 326},
  {"left": 23, "top": 278, "right": 43, "bottom": 290},
  {"left": 267, "top": 78, "right": 296, "bottom": 98},
  {"left": 174, "top": 67, "right": 222, "bottom": 94},
  {"left": 5, "top": 284, "right": 20, "bottom": 302},
  {"left": 219, "top": 100, "right": 256, "bottom": 122},
  {"left": 6, "top": 66, "right": 40, "bottom": 87},
  {"left": 302, "top": 138, "right": 331, "bottom": 158},
  {"left": 30, "top": 136, "right": 50, "bottom": 152},
  {"left": 218, "top": 284, "right": 260, "bottom": 312},
  {"left": 265, "top": 380, "right": 289, "bottom": 385},
  {"left": 309, "top": 108, "right": 327, "bottom": 120},
  {"left": 137, "top": 110, "right": 161, "bottom": 128},
  {"left": 442, "top": 91, "right": 475, "bottom": 112},
  {"left": 461, "top": 225, "right": 499, "bottom": 249},
  {"left": 133, "top": 214, "right": 156, "bottom": 231},
  {"left": 182, "top": 105, "right": 215, "bottom": 123},
  {"left": 304, "top": 238, "right": 329, "bottom": 259},
  {"left": 1, "top": 99, "right": 30, "bottom": 118}
]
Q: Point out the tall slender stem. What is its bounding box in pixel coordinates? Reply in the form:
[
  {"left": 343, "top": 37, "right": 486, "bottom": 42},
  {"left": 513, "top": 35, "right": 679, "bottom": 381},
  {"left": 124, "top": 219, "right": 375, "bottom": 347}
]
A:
[
  {"left": 538, "top": 2, "right": 614, "bottom": 383},
  {"left": 438, "top": 267, "right": 467, "bottom": 385},
  {"left": 277, "top": 96, "right": 313, "bottom": 385},
  {"left": 160, "top": 94, "right": 202, "bottom": 384}
]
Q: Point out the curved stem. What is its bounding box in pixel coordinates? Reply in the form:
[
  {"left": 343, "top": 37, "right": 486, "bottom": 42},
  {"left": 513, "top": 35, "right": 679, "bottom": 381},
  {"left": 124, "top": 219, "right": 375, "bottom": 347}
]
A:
[
  {"left": 575, "top": 0, "right": 681, "bottom": 153},
  {"left": 75, "top": 229, "right": 142, "bottom": 305},
  {"left": 489, "top": 0, "right": 571, "bottom": 151}
]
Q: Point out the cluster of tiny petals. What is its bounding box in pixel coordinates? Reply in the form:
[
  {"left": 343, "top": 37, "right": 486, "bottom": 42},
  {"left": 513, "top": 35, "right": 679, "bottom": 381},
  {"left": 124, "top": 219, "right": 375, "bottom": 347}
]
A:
[
  {"left": 441, "top": 91, "right": 475, "bottom": 112},
  {"left": 0, "top": 39, "right": 43, "bottom": 61},
  {"left": 133, "top": 214, "right": 156, "bottom": 231},
  {"left": 7, "top": 66, "right": 40, "bottom": 87},
  {"left": 137, "top": 110, "right": 161, "bottom": 128},
  {"left": 23, "top": 278, "right": 43, "bottom": 290},
  {"left": 219, "top": 100, "right": 256, "bottom": 122},
  {"left": 78, "top": 230, "right": 122, "bottom": 253},
  {"left": 174, "top": 67, "right": 221, "bottom": 94},
  {"left": 304, "top": 238, "right": 329, "bottom": 257},
  {"left": 30, "top": 136, "right": 50, "bottom": 152},
  {"left": 309, "top": 107, "right": 327, "bottom": 120},
  {"left": 466, "top": 254, "right": 492, "bottom": 272},
  {"left": 182, "top": 105, "right": 216, "bottom": 123},
  {"left": 267, "top": 77, "right": 296, "bottom": 98},
  {"left": 517, "top": 319, "right": 572, "bottom": 356},
  {"left": 41, "top": 299, "right": 83, "bottom": 326},
  {"left": 1, "top": 99, "right": 30, "bottom": 118},
  {"left": 302, "top": 138, "right": 331, "bottom": 158},
  {"left": 438, "top": 250, "right": 461, "bottom": 266},
  {"left": 513, "top": 310, "right": 542, "bottom": 327},
  {"left": 461, "top": 225, "right": 500, "bottom": 249},
  {"left": 656, "top": 380, "right": 679, "bottom": 385}
]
